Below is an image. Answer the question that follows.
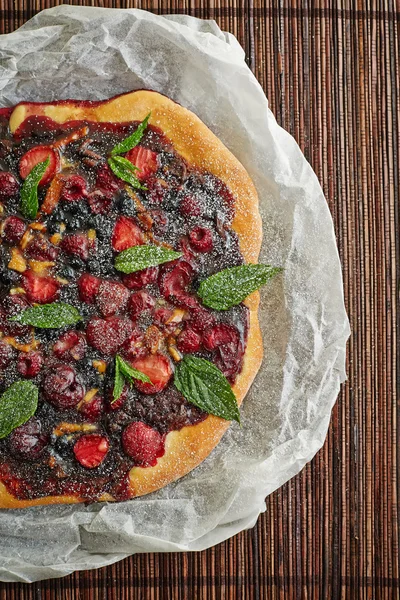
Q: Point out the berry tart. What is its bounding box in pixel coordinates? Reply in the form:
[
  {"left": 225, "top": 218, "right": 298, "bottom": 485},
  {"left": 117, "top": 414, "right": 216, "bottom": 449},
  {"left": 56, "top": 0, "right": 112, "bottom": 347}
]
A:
[{"left": 0, "top": 90, "right": 280, "bottom": 508}]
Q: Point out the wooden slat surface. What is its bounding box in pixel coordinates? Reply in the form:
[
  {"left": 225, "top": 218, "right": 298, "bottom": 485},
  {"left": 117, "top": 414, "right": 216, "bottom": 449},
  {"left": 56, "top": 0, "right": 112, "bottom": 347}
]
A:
[{"left": 0, "top": 1, "right": 398, "bottom": 598}]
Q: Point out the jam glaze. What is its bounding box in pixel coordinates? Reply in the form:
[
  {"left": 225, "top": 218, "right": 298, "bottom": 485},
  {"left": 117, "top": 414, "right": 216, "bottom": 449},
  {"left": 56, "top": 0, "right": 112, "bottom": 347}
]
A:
[{"left": 0, "top": 110, "right": 248, "bottom": 502}]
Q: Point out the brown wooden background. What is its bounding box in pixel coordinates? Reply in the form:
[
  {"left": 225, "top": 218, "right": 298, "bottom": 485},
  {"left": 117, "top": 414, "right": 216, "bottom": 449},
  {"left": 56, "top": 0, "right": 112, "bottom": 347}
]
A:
[{"left": 0, "top": 1, "right": 398, "bottom": 598}]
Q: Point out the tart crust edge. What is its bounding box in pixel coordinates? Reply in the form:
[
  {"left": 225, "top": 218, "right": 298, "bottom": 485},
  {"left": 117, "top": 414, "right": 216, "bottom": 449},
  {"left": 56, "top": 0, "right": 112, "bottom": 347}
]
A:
[{"left": 0, "top": 90, "right": 263, "bottom": 508}]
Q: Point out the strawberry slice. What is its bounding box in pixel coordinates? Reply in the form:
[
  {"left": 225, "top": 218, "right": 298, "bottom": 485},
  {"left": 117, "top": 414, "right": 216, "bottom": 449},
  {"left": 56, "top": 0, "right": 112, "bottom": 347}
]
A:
[
  {"left": 131, "top": 353, "right": 172, "bottom": 394},
  {"left": 77, "top": 273, "right": 101, "bottom": 304},
  {"left": 22, "top": 270, "right": 60, "bottom": 304},
  {"left": 96, "top": 280, "right": 129, "bottom": 317},
  {"left": 122, "top": 422, "right": 165, "bottom": 466},
  {"left": 125, "top": 146, "right": 158, "bottom": 181},
  {"left": 111, "top": 216, "right": 144, "bottom": 252},
  {"left": 19, "top": 145, "right": 60, "bottom": 186},
  {"left": 73, "top": 434, "right": 109, "bottom": 469}
]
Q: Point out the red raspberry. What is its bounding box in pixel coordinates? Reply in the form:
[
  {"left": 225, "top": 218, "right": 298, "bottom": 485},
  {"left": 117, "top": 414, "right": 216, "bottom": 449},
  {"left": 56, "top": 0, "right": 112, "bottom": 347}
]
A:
[
  {"left": 61, "top": 233, "right": 89, "bottom": 260},
  {"left": 79, "top": 394, "right": 104, "bottom": 422},
  {"left": 146, "top": 178, "right": 167, "bottom": 203},
  {"left": 122, "top": 266, "right": 158, "bottom": 290},
  {"left": 61, "top": 175, "right": 87, "bottom": 202},
  {"left": 87, "top": 190, "right": 113, "bottom": 214},
  {"left": 131, "top": 353, "right": 172, "bottom": 394},
  {"left": 179, "top": 195, "right": 201, "bottom": 217},
  {"left": 96, "top": 280, "right": 130, "bottom": 317},
  {"left": 120, "top": 330, "right": 146, "bottom": 360},
  {"left": 25, "top": 235, "right": 59, "bottom": 261},
  {"left": 0, "top": 171, "right": 19, "bottom": 200},
  {"left": 86, "top": 316, "right": 134, "bottom": 355},
  {"left": 17, "top": 350, "right": 43, "bottom": 378},
  {"left": 53, "top": 330, "right": 86, "bottom": 361},
  {"left": 177, "top": 327, "right": 202, "bottom": 354},
  {"left": 22, "top": 270, "right": 60, "bottom": 304},
  {"left": 95, "top": 164, "right": 122, "bottom": 194},
  {"left": 77, "top": 273, "right": 101, "bottom": 304},
  {"left": 121, "top": 421, "right": 165, "bottom": 466},
  {"left": 189, "top": 226, "right": 213, "bottom": 252},
  {"left": 43, "top": 364, "right": 85, "bottom": 409},
  {"left": 2, "top": 216, "right": 26, "bottom": 244},
  {"left": 19, "top": 146, "right": 59, "bottom": 186},
  {"left": 8, "top": 418, "right": 48, "bottom": 460},
  {"left": 128, "top": 291, "right": 155, "bottom": 320},
  {"left": 111, "top": 216, "right": 144, "bottom": 252},
  {"left": 73, "top": 434, "right": 109, "bottom": 468}
]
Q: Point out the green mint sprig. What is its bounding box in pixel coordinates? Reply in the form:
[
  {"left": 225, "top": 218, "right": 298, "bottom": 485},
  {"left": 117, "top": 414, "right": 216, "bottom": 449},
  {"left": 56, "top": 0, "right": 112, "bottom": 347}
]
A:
[
  {"left": 111, "top": 113, "right": 151, "bottom": 156},
  {"left": 113, "top": 355, "right": 151, "bottom": 403},
  {"left": 20, "top": 157, "right": 50, "bottom": 219},
  {"left": 0, "top": 380, "right": 39, "bottom": 439},
  {"left": 174, "top": 355, "right": 240, "bottom": 423},
  {"left": 198, "top": 264, "right": 283, "bottom": 311},
  {"left": 108, "top": 155, "right": 146, "bottom": 191},
  {"left": 114, "top": 244, "right": 182, "bottom": 273},
  {"left": 9, "top": 303, "right": 82, "bottom": 328}
]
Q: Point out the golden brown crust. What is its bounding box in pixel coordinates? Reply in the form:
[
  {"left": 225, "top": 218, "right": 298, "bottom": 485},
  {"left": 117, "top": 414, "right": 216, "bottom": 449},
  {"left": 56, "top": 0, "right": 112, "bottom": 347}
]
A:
[{"left": 2, "top": 91, "right": 263, "bottom": 508}]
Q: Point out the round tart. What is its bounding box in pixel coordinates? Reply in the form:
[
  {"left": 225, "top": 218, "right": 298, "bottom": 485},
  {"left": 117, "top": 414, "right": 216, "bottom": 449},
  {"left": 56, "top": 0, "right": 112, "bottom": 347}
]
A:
[{"left": 0, "top": 91, "right": 266, "bottom": 508}]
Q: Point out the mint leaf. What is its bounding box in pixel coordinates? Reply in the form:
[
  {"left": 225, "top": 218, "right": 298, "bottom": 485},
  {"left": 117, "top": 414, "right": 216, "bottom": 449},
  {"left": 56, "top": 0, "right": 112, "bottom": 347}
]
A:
[
  {"left": 174, "top": 355, "right": 240, "bottom": 423},
  {"left": 198, "top": 264, "right": 283, "bottom": 311},
  {"left": 117, "top": 355, "right": 151, "bottom": 385},
  {"left": 20, "top": 157, "right": 50, "bottom": 219},
  {"left": 111, "top": 113, "right": 151, "bottom": 156},
  {"left": 115, "top": 244, "right": 182, "bottom": 274},
  {"left": 112, "top": 355, "right": 151, "bottom": 403},
  {"left": 113, "top": 357, "right": 125, "bottom": 403},
  {"left": 0, "top": 380, "right": 39, "bottom": 439},
  {"left": 9, "top": 302, "right": 82, "bottom": 328},
  {"left": 108, "top": 156, "right": 146, "bottom": 190}
]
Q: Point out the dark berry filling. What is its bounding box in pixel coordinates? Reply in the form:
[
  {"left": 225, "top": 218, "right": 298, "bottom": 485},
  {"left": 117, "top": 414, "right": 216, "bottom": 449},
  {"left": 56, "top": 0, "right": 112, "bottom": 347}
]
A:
[{"left": 0, "top": 111, "right": 248, "bottom": 502}]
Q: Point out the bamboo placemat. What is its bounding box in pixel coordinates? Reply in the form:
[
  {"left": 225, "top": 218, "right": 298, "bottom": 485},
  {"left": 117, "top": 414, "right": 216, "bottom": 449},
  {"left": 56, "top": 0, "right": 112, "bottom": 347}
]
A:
[{"left": 0, "top": 1, "right": 398, "bottom": 598}]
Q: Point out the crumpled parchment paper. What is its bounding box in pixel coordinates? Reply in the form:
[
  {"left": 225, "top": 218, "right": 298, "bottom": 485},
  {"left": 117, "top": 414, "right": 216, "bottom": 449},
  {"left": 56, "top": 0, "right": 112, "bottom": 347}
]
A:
[{"left": 0, "top": 6, "right": 350, "bottom": 582}]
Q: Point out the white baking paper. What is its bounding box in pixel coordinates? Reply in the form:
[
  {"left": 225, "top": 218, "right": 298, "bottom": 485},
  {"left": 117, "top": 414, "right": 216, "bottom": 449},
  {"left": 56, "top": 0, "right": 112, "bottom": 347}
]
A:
[{"left": 0, "top": 6, "right": 350, "bottom": 582}]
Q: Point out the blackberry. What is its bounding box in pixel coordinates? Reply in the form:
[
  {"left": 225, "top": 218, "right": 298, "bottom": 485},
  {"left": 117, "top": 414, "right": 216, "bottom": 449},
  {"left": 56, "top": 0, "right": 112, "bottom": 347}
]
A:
[
  {"left": 88, "top": 214, "right": 113, "bottom": 240},
  {"left": 87, "top": 259, "right": 101, "bottom": 276},
  {"left": 117, "top": 192, "right": 137, "bottom": 216}
]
